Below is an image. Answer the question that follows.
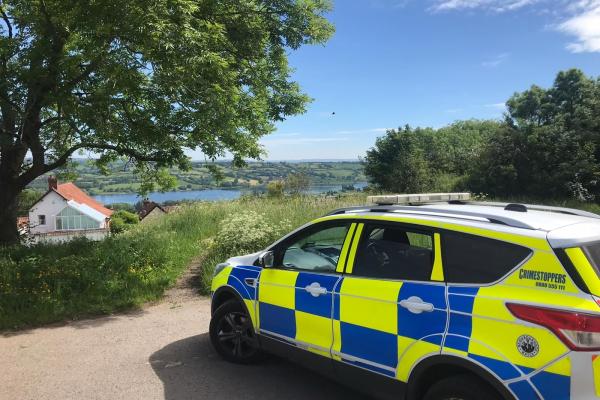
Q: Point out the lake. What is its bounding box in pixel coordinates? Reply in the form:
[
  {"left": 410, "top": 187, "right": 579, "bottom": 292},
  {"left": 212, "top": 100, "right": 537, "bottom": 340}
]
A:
[{"left": 93, "top": 183, "right": 367, "bottom": 205}]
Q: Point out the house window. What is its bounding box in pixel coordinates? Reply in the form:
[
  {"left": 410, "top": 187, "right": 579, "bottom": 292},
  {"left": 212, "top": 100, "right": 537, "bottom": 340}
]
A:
[
  {"left": 55, "top": 206, "right": 100, "bottom": 230},
  {"left": 38, "top": 215, "right": 46, "bottom": 225}
]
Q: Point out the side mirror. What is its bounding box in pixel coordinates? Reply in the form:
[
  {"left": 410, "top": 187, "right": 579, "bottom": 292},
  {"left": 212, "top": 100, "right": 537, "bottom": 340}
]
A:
[{"left": 258, "top": 251, "right": 275, "bottom": 268}]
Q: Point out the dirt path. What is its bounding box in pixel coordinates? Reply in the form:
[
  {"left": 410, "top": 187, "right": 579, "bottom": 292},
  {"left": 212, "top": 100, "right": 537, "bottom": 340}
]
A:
[{"left": 1, "top": 271, "right": 366, "bottom": 400}]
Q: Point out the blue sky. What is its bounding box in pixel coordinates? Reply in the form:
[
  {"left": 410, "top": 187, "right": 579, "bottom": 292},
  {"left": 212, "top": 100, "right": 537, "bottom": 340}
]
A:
[{"left": 197, "top": 0, "right": 600, "bottom": 161}]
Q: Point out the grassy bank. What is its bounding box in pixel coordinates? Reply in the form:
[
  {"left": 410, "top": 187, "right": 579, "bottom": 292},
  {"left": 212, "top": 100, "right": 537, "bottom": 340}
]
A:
[
  {"left": 0, "top": 194, "right": 366, "bottom": 330},
  {"left": 3, "top": 193, "right": 600, "bottom": 330}
]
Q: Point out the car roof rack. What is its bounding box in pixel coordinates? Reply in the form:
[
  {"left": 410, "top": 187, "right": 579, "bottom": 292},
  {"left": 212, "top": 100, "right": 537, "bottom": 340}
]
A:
[
  {"left": 326, "top": 193, "right": 600, "bottom": 230},
  {"left": 366, "top": 193, "right": 600, "bottom": 220},
  {"left": 465, "top": 201, "right": 600, "bottom": 220},
  {"left": 326, "top": 204, "right": 536, "bottom": 230}
]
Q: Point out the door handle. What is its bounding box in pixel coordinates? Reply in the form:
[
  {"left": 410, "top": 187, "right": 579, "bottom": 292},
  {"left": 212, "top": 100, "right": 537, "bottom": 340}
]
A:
[
  {"left": 244, "top": 278, "right": 257, "bottom": 288},
  {"left": 399, "top": 296, "right": 434, "bottom": 314},
  {"left": 305, "top": 282, "right": 328, "bottom": 297}
]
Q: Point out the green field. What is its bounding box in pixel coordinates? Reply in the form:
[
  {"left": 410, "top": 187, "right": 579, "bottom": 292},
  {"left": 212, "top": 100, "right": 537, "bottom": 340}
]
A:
[{"left": 27, "top": 159, "right": 366, "bottom": 195}]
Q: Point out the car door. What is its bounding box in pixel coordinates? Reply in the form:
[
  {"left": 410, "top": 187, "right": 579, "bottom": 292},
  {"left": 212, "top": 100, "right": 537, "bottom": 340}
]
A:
[
  {"left": 333, "top": 221, "right": 448, "bottom": 385},
  {"left": 257, "top": 221, "right": 357, "bottom": 363}
]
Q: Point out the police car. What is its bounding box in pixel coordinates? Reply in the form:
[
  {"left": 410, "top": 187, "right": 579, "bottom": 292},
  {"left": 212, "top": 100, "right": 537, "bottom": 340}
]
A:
[{"left": 209, "top": 193, "right": 600, "bottom": 400}]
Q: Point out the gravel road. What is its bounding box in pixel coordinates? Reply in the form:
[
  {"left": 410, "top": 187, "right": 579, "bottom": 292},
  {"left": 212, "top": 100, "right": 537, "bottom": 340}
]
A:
[{"left": 1, "top": 291, "right": 367, "bottom": 400}]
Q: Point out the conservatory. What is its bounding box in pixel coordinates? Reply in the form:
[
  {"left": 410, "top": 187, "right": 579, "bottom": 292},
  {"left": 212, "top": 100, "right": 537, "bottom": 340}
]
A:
[{"left": 55, "top": 200, "right": 107, "bottom": 231}]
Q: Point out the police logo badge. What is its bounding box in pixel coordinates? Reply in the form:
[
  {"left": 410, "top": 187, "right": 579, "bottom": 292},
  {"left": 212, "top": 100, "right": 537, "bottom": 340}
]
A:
[{"left": 517, "top": 335, "right": 539, "bottom": 357}]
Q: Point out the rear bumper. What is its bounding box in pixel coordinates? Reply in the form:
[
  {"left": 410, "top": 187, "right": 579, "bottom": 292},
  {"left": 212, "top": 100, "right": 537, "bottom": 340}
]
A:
[{"left": 570, "top": 352, "right": 600, "bottom": 399}]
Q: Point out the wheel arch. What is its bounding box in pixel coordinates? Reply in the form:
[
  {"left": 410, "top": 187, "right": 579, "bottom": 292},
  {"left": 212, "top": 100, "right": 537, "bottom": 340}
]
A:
[
  {"left": 211, "top": 285, "right": 250, "bottom": 316},
  {"left": 406, "top": 354, "right": 515, "bottom": 400}
]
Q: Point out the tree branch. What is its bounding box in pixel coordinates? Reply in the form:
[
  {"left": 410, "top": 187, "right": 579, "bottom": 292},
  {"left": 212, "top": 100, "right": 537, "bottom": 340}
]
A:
[
  {"left": 0, "top": 92, "right": 21, "bottom": 112},
  {"left": 40, "top": 115, "right": 62, "bottom": 127},
  {"left": 77, "top": 143, "right": 168, "bottom": 162},
  {"left": 18, "top": 139, "right": 168, "bottom": 187},
  {"left": 0, "top": 5, "right": 12, "bottom": 39},
  {"left": 61, "top": 58, "right": 103, "bottom": 92},
  {"left": 17, "top": 141, "right": 85, "bottom": 187},
  {"left": 205, "top": 7, "right": 279, "bottom": 19},
  {"left": 0, "top": 126, "right": 18, "bottom": 139}
]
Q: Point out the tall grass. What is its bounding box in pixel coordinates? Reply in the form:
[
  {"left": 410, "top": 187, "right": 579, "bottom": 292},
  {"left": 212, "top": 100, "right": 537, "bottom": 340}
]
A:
[
  {"left": 3, "top": 192, "right": 599, "bottom": 330},
  {"left": 0, "top": 194, "right": 366, "bottom": 330}
]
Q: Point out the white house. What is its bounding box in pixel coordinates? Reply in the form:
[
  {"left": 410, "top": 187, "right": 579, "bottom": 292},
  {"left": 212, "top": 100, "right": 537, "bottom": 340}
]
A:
[{"left": 28, "top": 177, "right": 113, "bottom": 243}]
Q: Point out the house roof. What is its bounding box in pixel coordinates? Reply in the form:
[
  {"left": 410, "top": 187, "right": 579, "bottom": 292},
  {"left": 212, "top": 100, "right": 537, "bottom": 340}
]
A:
[
  {"left": 17, "top": 216, "right": 29, "bottom": 228},
  {"left": 163, "top": 205, "right": 179, "bottom": 213},
  {"left": 66, "top": 200, "right": 109, "bottom": 222},
  {"left": 139, "top": 200, "right": 166, "bottom": 219},
  {"left": 54, "top": 183, "right": 113, "bottom": 217}
]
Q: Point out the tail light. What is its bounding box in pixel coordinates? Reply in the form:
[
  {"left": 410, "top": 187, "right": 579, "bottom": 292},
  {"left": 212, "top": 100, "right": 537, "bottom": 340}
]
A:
[{"left": 507, "top": 303, "right": 600, "bottom": 351}]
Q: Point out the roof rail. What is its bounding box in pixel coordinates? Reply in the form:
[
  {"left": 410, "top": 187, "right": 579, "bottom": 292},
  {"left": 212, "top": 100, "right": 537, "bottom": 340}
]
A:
[
  {"left": 326, "top": 205, "right": 536, "bottom": 230},
  {"left": 467, "top": 201, "right": 600, "bottom": 219}
]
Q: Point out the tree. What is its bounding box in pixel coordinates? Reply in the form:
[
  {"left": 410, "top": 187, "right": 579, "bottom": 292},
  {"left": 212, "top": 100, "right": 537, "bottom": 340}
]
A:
[
  {"left": 266, "top": 180, "right": 285, "bottom": 198},
  {"left": 362, "top": 121, "right": 496, "bottom": 194},
  {"left": 285, "top": 172, "right": 310, "bottom": 194},
  {"left": 110, "top": 209, "right": 139, "bottom": 234},
  {"left": 107, "top": 202, "right": 136, "bottom": 213},
  {"left": 0, "top": 0, "right": 334, "bottom": 245},
  {"left": 363, "top": 69, "right": 600, "bottom": 200},
  {"left": 17, "top": 188, "right": 43, "bottom": 215},
  {"left": 363, "top": 126, "right": 433, "bottom": 193},
  {"left": 428, "top": 120, "right": 500, "bottom": 176},
  {"left": 471, "top": 69, "right": 600, "bottom": 199}
]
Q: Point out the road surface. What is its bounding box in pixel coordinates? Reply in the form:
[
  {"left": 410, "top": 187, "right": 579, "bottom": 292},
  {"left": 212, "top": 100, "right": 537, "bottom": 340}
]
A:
[{"left": 1, "top": 292, "right": 368, "bottom": 400}]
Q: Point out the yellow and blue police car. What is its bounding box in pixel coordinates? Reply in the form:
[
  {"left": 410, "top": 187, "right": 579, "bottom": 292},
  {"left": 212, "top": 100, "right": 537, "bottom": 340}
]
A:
[{"left": 209, "top": 193, "right": 600, "bottom": 400}]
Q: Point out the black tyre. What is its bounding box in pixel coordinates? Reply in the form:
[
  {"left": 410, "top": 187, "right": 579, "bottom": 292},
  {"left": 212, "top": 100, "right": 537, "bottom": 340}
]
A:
[
  {"left": 423, "top": 374, "right": 503, "bottom": 400},
  {"left": 209, "top": 299, "right": 262, "bottom": 364}
]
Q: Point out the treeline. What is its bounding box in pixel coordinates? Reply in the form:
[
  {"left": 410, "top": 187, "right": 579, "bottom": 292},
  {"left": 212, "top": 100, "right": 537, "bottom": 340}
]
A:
[{"left": 364, "top": 69, "right": 600, "bottom": 200}]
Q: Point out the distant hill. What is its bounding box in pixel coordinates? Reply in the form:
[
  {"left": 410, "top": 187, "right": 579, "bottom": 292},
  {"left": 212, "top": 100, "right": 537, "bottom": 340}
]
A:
[{"left": 28, "top": 159, "right": 366, "bottom": 195}]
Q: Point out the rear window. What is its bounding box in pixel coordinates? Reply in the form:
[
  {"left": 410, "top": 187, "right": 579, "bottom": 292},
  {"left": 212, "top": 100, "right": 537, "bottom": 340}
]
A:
[
  {"left": 442, "top": 231, "right": 532, "bottom": 284},
  {"left": 582, "top": 243, "right": 600, "bottom": 278}
]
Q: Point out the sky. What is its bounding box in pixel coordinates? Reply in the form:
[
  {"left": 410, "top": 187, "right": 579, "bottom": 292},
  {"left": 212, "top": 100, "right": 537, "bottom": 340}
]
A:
[{"left": 192, "top": 0, "right": 600, "bottom": 161}]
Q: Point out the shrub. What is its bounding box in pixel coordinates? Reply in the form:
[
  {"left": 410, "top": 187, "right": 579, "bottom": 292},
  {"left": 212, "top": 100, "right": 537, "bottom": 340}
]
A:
[
  {"left": 266, "top": 180, "right": 285, "bottom": 198},
  {"left": 110, "top": 210, "right": 139, "bottom": 234},
  {"left": 0, "top": 193, "right": 367, "bottom": 330},
  {"left": 215, "top": 211, "right": 291, "bottom": 255},
  {"left": 285, "top": 172, "right": 311, "bottom": 195}
]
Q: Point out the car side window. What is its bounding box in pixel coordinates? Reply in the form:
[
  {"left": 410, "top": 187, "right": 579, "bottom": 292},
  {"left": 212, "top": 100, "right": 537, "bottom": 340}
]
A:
[
  {"left": 352, "top": 223, "right": 434, "bottom": 281},
  {"left": 442, "top": 231, "right": 532, "bottom": 284},
  {"left": 275, "top": 223, "right": 351, "bottom": 272}
]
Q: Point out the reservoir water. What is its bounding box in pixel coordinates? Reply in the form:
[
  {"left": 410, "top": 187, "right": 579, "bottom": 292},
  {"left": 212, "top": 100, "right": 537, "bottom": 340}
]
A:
[{"left": 92, "top": 183, "right": 367, "bottom": 205}]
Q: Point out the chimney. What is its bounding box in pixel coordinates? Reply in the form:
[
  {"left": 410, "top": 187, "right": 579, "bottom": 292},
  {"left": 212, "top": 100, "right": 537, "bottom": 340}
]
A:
[{"left": 48, "top": 176, "right": 58, "bottom": 190}]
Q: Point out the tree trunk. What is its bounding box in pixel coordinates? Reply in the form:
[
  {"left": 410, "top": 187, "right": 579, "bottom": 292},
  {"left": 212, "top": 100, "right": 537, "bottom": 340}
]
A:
[{"left": 0, "top": 183, "right": 20, "bottom": 246}]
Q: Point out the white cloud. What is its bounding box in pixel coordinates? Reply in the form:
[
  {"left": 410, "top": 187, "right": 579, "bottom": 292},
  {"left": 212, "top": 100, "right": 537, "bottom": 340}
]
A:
[
  {"left": 261, "top": 136, "right": 350, "bottom": 146},
  {"left": 557, "top": 0, "right": 600, "bottom": 53},
  {"left": 430, "top": 0, "right": 538, "bottom": 13},
  {"left": 485, "top": 102, "right": 506, "bottom": 110},
  {"left": 428, "top": 0, "right": 600, "bottom": 53},
  {"left": 262, "top": 127, "right": 392, "bottom": 147},
  {"left": 481, "top": 52, "right": 510, "bottom": 67},
  {"left": 271, "top": 132, "right": 301, "bottom": 137},
  {"left": 335, "top": 128, "right": 390, "bottom": 135},
  {"left": 370, "top": 0, "right": 410, "bottom": 8}
]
